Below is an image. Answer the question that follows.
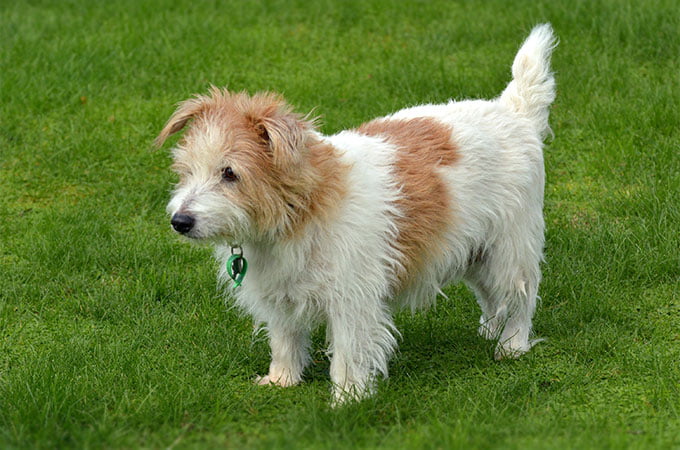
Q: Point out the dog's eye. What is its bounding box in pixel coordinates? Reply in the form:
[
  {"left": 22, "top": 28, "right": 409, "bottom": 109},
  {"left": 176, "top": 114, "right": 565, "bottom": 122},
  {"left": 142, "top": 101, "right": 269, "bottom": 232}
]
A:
[{"left": 221, "top": 166, "right": 238, "bottom": 182}]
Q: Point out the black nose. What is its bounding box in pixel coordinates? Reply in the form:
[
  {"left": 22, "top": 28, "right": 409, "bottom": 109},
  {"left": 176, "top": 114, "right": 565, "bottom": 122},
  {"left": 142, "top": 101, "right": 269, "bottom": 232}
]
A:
[{"left": 171, "top": 213, "right": 195, "bottom": 234}]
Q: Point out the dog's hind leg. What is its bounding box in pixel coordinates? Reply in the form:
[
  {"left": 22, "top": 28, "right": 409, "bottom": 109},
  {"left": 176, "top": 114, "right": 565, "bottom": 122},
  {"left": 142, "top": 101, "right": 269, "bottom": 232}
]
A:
[
  {"left": 465, "top": 272, "right": 506, "bottom": 341},
  {"left": 468, "top": 215, "right": 544, "bottom": 360},
  {"left": 491, "top": 275, "right": 540, "bottom": 360}
]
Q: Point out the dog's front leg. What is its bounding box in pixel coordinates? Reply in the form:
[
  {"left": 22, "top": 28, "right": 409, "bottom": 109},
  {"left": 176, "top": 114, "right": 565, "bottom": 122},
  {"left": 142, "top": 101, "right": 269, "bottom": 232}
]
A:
[
  {"left": 256, "top": 321, "right": 310, "bottom": 387},
  {"left": 326, "top": 302, "right": 397, "bottom": 405}
]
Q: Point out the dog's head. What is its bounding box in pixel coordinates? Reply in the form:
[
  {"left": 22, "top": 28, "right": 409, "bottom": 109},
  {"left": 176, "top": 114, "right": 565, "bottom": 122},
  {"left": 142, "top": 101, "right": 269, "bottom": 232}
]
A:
[{"left": 156, "top": 88, "right": 322, "bottom": 243}]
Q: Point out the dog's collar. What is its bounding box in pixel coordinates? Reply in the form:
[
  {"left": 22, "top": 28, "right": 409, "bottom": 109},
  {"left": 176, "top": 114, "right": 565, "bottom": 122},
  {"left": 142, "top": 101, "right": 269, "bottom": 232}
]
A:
[{"left": 226, "top": 245, "right": 248, "bottom": 288}]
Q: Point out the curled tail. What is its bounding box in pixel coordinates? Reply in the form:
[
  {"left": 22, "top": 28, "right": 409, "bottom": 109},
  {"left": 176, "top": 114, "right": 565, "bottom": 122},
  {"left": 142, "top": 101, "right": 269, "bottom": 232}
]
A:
[{"left": 499, "top": 24, "right": 557, "bottom": 139}]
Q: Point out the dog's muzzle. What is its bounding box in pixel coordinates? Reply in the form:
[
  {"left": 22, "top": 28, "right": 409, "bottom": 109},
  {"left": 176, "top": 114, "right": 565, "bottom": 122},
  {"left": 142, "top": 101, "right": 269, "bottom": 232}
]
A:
[{"left": 171, "top": 213, "right": 195, "bottom": 235}]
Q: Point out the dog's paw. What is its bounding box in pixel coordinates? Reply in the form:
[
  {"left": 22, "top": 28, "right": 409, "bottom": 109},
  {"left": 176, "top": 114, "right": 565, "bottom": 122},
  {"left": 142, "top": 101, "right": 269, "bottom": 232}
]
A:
[
  {"left": 330, "top": 380, "right": 374, "bottom": 407},
  {"left": 494, "top": 338, "right": 544, "bottom": 360},
  {"left": 254, "top": 373, "right": 297, "bottom": 388}
]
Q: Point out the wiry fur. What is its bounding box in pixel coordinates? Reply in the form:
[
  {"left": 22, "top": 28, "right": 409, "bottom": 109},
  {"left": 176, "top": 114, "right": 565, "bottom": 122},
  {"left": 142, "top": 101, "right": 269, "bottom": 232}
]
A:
[{"left": 157, "top": 24, "right": 557, "bottom": 404}]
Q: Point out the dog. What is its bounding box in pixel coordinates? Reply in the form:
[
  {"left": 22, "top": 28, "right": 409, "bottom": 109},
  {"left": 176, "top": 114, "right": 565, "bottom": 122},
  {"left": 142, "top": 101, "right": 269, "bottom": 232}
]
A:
[{"left": 155, "top": 24, "right": 556, "bottom": 404}]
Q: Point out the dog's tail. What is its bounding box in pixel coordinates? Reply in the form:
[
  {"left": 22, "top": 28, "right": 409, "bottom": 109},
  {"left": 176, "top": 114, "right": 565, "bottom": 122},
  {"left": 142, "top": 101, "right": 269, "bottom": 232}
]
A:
[{"left": 499, "top": 24, "right": 557, "bottom": 140}]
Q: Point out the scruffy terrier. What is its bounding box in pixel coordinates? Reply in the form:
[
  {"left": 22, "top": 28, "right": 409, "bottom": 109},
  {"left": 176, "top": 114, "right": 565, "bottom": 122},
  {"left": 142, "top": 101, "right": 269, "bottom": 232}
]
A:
[{"left": 156, "top": 24, "right": 557, "bottom": 403}]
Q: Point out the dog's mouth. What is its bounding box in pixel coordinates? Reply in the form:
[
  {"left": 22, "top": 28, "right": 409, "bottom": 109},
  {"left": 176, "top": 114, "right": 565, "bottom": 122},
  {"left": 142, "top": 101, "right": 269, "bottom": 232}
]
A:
[
  {"left": 170, "top": 215, "right": 240, "bottom": 243},
  {"left": 169, "top": 213, "right": 213, "bottom": 240}
]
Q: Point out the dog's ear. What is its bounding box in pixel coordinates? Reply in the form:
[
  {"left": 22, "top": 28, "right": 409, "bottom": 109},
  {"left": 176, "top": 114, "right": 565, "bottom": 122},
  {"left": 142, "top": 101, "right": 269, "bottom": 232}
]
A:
[
  {"left": 154, "top": 98, "right": 206, "bottom": 148},
  {"left": 258, "top": 114, "right": 309, "bottom": 167},
  {"left": 247, "top": 95, "right": 311, "bottom": 167}
]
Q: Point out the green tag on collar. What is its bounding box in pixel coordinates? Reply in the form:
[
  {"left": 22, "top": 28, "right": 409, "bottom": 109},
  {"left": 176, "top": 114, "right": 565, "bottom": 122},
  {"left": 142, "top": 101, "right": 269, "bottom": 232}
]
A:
[{"left": 226, "top": 252, "right": 248, "bottom": 288}]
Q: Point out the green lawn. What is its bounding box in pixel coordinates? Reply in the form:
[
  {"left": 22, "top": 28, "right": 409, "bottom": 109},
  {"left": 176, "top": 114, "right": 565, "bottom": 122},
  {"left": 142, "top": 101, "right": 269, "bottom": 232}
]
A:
[{"left": 1, "top": 0, "right": 678, "bottom": 448}]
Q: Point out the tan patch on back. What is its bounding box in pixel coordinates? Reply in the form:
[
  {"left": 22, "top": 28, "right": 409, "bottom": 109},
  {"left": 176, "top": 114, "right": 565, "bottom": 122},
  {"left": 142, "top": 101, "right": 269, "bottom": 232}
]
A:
[{"left": 357, "top": 117, "right": 459, "bottom": 288}]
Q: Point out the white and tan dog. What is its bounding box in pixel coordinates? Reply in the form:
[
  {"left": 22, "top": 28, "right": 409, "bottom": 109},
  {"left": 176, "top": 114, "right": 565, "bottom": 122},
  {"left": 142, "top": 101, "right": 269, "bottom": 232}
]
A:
[{"left": 156, "top": 24, "right": 556, "bottom": 403}]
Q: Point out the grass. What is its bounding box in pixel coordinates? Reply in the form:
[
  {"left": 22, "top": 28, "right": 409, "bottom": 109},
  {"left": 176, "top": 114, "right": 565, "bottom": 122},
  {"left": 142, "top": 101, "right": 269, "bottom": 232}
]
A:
[{"left": 1, "top": 0, "right": 679, "bottom": 448}]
